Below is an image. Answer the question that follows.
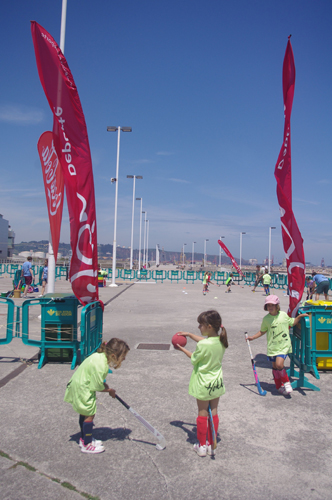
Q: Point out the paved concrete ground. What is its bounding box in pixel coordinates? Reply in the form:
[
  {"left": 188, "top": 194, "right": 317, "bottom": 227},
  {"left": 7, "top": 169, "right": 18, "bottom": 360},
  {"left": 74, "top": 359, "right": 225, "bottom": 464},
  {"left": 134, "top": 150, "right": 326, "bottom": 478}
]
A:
[{"left": 0, "top": 276, "right": 332, "bottom": 500}]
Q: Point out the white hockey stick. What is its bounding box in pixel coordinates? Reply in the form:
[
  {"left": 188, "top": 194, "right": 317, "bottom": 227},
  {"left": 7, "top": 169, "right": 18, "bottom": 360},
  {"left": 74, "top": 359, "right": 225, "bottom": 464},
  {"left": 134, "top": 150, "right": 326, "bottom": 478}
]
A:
[{"left": 115, "top": 394, "right": 166, "bottom": 450}]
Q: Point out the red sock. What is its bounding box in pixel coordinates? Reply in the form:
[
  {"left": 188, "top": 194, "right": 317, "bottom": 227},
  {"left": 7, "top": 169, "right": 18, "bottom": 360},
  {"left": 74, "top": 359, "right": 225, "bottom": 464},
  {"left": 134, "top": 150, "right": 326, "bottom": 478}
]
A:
[
  {"left": 196, "top": 416, "right": 208, "bottom": 447},
  {"left": 279, "top": 368, "right": 289, "bottom": 385},
  {"left": 207, "top": 415, "right": 219, "bottom": 445},
  {"left": 272, "top": 369, "right": 282, "bottom": 390}
]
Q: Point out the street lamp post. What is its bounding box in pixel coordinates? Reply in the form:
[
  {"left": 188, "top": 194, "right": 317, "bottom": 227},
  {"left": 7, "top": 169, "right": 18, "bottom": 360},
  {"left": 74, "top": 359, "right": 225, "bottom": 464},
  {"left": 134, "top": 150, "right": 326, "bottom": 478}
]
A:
[
  {"left": 204, "top": 239, "right": 209, "bottom": 267},
  {"left": 219, "top": 236, "right": 225, "bottom": 267},
  {"left": 146, "top": 220, "right": 150, "bottom": 266},
  {"left": 182, "top": 243, "right": 187, "bottom": 266},
  {"left": 127, "top": 175, "right": 143, "bottom": 270},
  {"left": 136, "top": 197, "right": 143, "bottom": 274},
  {"left": 107, "top": 126, "right": 132, "bottom": 287},
  {"left": 142, "top": 211, "right": 147, "bottom": 267},
  {"left": 192, "top": 241, "right": 196, "bottom": 266},
  {"left": 269, "top": 227, "right": 276, "bottom": 273},
  {"left": 239, "top": 232, "right": 246, "bottom": 269}
]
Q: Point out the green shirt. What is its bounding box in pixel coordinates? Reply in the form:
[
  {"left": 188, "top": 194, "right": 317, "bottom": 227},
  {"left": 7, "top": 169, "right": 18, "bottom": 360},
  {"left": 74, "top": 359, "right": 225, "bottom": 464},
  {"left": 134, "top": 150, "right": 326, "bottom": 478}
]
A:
[
  {"left": 64, "top": 352, "right": 109, "bottom": 416},
  {"left": 260, "top": 311, "right": 294, "bottom": 356},
  {"left": 188, "top": 336, "right": 226, "bottom": 401},
  {"left": 263, "top": 273, "right": 271, "bottom": 285}
]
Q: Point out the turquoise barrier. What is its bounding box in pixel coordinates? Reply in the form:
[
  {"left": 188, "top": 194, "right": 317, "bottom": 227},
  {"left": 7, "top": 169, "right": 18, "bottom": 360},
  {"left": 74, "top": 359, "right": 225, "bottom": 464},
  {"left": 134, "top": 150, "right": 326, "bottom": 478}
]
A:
[
  {"left": 0, "top": 297, "right": 15, "bottom": 345},
  {"left": 167, "top": 270, "right": 182, "bottom": 282},
  {"left": 13, "top": 270, "right": 24, "bottom": 289},
  {"left": 272, "top": 274, "right": 288, "bottom": 289},
  {"left": 183, "top": 271, "right": 196, "bottom": 283},
  {"left": 288, "top": 312, "right": 320, "bottom": 391},
  {"left": 119, "top": 269, "right": 136, "bottom": 281},
  {"left": 22, "top": 293, "right": 80, "bottom": 369},
  {"left": 152, "top": 270, "right": 167, "bottom": 282},
  {"left": 80, "top": 301, "right": 103, "bottom": 363},
  {"left": 136, "top": 270, "right": 151, "bottom": 281},
  {"left": 6, "top": 264, "right": 19, "bottom": 277},
  {"left": 213, "top": 271, "right": 226, "bottom": 284},
  {"left": 196, "top": 271, "right": 206, "bottom": 282}
]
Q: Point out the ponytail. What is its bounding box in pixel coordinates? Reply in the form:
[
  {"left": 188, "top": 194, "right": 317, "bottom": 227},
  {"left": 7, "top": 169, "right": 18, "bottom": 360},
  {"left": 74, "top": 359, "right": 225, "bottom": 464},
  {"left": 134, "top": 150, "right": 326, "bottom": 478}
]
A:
[
  {"left": 219, "top": 326, "right": 228, "bottom": 349},
  {"left": 197, "top": 309, "right": 228, "bottom": 348}
]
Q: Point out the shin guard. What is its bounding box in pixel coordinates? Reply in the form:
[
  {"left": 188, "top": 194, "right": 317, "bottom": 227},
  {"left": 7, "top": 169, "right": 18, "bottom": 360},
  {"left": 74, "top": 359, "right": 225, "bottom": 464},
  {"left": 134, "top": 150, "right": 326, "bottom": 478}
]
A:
[
  {"left": 196, "top": 416, "right": 208, "bottom": 447},
  {"left": 272, "top": 369, "right": 282, "bottom": 390},
  {"left": 83, "top": 421, "right": 93, "bottom": 445},
  {"left": 79, "top": 415, "right": 85, "bottom": 439},
  {"left": 279, "top": 368, "right": 290, "bottom": 385}
]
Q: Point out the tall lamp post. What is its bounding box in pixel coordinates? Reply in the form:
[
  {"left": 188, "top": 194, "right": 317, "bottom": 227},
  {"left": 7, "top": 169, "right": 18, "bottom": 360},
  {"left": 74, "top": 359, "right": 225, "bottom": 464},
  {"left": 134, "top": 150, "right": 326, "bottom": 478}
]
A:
[
  {"left": 269, "top": 227, "right": 276, "bottom": 273},
  {"left": 192, "top": 241, "right": 196, "bottom": 266},
  {"left": 239, "top": 232, "right": 246, "bottom": 269},
  {"left": 182, "top": 243, "right": 187, "bottom": 266},
  {"left": 219, "top": 236, "right": 225, "bottom": 267},
  {"left": 142, "top": 211, "right": 147, "bottom": 267},
  {"left": 136, "top": 197, "right": 143, "bottom": 274},
  {"left": 204, "top": 239, "right": 209, "bottom": 267},
  {"left": 127, "top": 175, "right": 143, "bottom": 270},
  {"left": 146, "top": 219, "right": 150, "bottom": 266},
  {"left": 107, "top": 126, "right": 132, "bottom": 287}
]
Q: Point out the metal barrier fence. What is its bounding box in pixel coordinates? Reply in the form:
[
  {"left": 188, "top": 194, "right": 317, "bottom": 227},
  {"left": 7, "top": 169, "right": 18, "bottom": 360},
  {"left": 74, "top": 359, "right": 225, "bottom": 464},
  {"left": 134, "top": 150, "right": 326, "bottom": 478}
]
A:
[
  {"left": 288, "top": 312, "right": 320, "bottom": 391},
  {"left": 80, "top": 301, "right": 103, "bottom": 363},
  {"left": 0, "top": 265, "right": 300, "bottom": 290}
]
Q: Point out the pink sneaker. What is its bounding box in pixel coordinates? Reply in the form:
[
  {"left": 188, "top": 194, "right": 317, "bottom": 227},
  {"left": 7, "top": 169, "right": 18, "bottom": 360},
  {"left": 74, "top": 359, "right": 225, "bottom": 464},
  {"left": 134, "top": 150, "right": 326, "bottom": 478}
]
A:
[
  {"left": 79, "top": 437, "right": 103, "bottom": 448},
  {"left": 80, "top": 441, "right": 105, "bottom": 454}
]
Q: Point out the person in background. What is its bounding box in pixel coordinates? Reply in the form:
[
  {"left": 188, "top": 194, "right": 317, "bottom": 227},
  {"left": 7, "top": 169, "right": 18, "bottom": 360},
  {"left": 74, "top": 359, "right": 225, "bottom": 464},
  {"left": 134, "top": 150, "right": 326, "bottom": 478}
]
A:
[
  {"left": 21, "top": 256, "right": 33, "bottom": 298},
  {"left": 40, "top": 259, "right": 48, "bottom": 297},
  {"left": 311, "top": 271, "right": 330, "bottom": 301}
]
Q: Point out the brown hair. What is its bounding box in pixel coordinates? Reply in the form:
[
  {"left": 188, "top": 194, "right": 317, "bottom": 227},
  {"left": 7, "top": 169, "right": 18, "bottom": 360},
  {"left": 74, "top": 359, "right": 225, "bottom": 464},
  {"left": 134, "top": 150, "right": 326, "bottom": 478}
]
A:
[
  {"left": 98, "top": 338, "right": 130, "bottom": 369},
  {"left": 264, "top": 304, "right": 280, "bottom": 312},
  {"left": 197, "top": 310, "right": 228, "bottom": 348}
]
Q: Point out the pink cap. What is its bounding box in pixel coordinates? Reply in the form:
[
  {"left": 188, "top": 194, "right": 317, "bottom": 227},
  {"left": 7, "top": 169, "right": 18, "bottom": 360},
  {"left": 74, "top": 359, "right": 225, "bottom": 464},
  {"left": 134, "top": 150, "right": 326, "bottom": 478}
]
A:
[{"left": 264, "top": 294, "right": 280, "bottom": 310}]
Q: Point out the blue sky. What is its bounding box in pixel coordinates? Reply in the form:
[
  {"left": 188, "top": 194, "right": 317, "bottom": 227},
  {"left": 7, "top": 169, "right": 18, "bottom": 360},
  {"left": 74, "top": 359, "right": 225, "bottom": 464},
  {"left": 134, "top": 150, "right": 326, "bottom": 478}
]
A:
[{"left": 1, "top": 1, "right": 332, "bottom": 265}]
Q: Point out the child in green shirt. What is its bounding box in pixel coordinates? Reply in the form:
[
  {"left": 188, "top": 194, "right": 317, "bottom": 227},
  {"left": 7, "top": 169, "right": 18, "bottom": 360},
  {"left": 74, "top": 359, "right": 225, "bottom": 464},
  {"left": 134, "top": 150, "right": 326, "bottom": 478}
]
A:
[
  {"left": 64, "top": 338, "right": 130, "bottom": 453},
  {"left": 247, "top": 295, "right": 307, "bottom": 395},
  {"left": 176, "top": 310, "right": 228, "bottom": 457}
]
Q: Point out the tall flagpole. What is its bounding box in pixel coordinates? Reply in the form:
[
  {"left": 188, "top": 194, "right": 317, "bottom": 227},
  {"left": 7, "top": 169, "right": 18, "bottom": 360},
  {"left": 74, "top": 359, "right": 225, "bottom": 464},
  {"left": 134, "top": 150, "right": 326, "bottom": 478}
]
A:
[{"left": 47, "top": 0, "right": 68, "bottom": 294}]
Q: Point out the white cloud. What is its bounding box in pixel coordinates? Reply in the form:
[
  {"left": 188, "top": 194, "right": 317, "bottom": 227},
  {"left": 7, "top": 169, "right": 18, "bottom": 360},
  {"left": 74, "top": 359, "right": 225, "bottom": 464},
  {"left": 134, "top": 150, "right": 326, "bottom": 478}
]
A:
[{"left": 0, "top": 104, "right": 44, "bottom": 125}]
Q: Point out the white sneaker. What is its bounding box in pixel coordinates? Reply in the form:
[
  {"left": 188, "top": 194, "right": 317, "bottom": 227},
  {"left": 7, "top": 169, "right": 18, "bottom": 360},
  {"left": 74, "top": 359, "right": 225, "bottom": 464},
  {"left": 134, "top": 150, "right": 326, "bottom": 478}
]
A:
[
  {"left": 193, "top": 443, "right": 206, "bottom": 457},
  {"left": 206, "top": 443, "right": 216, "bottom": 456},
  {"left": 80, "top": 441, "right": 105, "bottom": 454},
  {"left": 283, "top": 382, "right": 293, "bottom": 394},
  {"left": 278, "top": 386, "right": 287, "bottom": 395},
  {"left": 79, "top": 437, "right": 103, "bottom": 448}
]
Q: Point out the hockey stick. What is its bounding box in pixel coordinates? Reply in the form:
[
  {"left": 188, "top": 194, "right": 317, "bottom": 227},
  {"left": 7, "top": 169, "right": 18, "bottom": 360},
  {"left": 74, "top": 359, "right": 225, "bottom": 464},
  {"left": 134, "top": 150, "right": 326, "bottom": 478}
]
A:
[
  {"left": 115, "top": 394, "right": 166, "bottom": 450},
  {"left": 244, "top": 332, "right": 267, "bottom": 396},
  {"left": 208, "top": 404, "right": 217, "bottom": 450}
]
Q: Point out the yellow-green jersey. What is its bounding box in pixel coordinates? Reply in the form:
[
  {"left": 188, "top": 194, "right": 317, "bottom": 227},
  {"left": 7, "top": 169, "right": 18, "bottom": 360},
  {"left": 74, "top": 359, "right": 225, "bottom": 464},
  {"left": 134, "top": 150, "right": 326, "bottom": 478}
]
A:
[
  {"left": 260, "top": 311, "right": 294, "bottom": 356},
  {"left": 188, "top": 337, "right": 226, "bottom": 401},
  {"left": 64, "top": 352, "right": 109, "bottom": 416}
]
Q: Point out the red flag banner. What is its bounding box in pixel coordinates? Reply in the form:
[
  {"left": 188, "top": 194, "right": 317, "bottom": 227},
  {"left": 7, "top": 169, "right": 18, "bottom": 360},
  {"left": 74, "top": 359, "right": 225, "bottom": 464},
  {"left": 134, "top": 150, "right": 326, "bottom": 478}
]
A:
[
  {"left": 31, "top": 21, "right": 99, "bottom": 305},
  {"left": 218, "top": 240, "right": 245, "bottom": 278},
  {"left": 37, "top": 131, "right": 64, "bottom": 262},
  {"left": 274, "top": 38, "right": 305, "bottom": 317}
]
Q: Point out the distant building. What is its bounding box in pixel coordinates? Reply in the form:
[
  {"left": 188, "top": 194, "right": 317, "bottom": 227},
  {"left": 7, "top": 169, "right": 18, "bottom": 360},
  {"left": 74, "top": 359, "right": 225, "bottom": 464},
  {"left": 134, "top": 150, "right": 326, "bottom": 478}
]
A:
[
  {"left": 249, "top": 258, "right": 258, "bottom": 266},
  {"left": 0, "top": 214, "right": 15, "bottom": 259}
]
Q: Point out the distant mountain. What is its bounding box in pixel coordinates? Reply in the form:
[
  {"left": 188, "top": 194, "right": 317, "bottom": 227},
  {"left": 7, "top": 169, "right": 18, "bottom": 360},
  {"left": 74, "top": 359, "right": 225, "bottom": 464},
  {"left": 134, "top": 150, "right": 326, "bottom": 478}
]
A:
[{"left": 15, "top": 240, "right": 245, "bottom": 265}]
